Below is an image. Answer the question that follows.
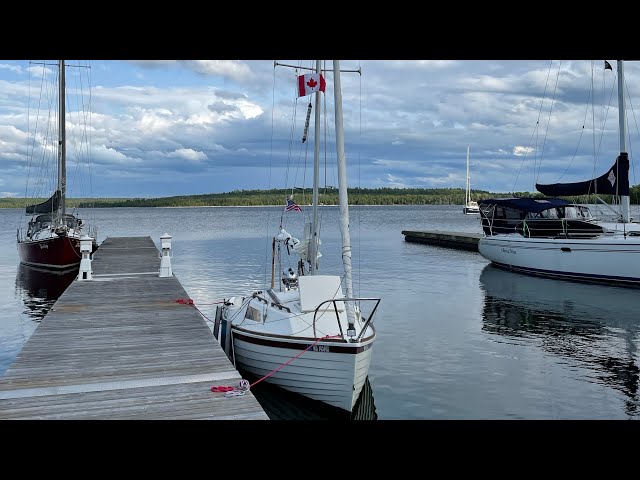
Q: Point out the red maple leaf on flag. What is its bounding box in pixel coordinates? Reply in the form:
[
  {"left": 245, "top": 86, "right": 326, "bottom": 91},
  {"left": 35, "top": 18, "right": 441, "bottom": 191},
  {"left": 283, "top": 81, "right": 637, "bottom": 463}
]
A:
[{"left": 298, "top": 74, "right": 326, "bottom": 97}]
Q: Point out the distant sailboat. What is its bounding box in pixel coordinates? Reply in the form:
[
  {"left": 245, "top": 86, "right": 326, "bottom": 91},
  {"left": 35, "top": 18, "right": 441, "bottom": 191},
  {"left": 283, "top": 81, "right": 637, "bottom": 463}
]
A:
[{"left": 463, "top": 145, "right": 480, "bottom": 214}]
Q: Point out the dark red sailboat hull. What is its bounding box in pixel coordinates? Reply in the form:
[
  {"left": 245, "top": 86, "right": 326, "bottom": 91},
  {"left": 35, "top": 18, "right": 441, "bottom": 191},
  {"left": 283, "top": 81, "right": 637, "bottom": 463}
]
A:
[{"left": 17, "top": 235, "right": 83, "bottom": 270}]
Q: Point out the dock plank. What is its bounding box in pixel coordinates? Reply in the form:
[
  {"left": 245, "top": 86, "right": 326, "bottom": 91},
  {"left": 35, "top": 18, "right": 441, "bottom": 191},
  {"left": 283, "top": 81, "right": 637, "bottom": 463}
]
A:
[{"left": 0, "top": 236, "right": 268, "bottom": 420}]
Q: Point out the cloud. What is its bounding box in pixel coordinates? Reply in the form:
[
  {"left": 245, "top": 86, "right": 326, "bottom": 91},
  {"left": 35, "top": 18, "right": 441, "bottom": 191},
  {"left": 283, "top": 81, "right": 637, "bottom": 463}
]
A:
[
  {"left": 171, "top": 148, "right": 207, "bottom": 162},
  {"left": 0, "top": 59, "right": 634, "bottom": 197}
]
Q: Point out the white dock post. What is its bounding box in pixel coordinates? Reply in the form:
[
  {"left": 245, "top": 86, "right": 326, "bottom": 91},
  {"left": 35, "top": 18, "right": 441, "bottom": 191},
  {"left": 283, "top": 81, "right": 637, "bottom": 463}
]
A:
[
  {"left": 77, "top": 235, "right": 93, "bottom": 281},
  {"left": 159, "top": 233, "right": 173, "bottom": 277}
]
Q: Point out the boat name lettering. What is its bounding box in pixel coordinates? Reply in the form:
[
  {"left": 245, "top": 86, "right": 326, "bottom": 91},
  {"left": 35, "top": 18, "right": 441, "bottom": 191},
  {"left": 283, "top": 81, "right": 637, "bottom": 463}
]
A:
[
  {"left": 312, "top": 345, "right": 330, "bottom": 353},
  {"left": 39, "top": 244, "right": 49, "bottom": 249},
  {"left": 500, "top": 247, "right": 516, "bottom": 255}
]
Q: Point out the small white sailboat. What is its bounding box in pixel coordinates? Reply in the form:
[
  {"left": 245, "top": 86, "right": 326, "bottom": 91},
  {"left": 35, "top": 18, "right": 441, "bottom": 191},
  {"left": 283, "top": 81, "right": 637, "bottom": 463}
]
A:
[
  {"left": 215, "top": 60, "right": 381, "bottom": 413},
  {"left": 463, "top": 145, "right": 480, "bottom": 214},
  {"left": 478, "top": 60, "right": 640, "bottom": 287}
]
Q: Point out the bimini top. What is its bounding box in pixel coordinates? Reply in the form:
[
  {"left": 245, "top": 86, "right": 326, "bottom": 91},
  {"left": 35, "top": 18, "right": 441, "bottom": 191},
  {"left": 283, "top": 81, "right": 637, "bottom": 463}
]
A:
[{"left": 478, "top": 197, "right": 570, "bottom": 214}]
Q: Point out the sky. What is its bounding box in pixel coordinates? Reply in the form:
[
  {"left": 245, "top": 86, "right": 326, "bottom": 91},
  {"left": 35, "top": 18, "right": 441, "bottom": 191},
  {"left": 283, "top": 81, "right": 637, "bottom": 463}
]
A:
[{"left": 0, "top": 59, "right": 637, "bottom": 199}]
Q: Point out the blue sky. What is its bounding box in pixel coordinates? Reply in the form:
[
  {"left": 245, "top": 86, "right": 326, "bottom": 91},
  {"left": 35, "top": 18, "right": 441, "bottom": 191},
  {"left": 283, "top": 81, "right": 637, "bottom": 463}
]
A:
[{"left": 0, "top": 59, "right": 637, "bottom": 198}]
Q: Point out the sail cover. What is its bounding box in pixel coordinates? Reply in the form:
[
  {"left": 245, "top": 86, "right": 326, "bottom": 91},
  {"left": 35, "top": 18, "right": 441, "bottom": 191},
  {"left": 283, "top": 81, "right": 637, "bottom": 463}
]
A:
[
  {"left": 25, "top": 190, "right": 61, "bottom": 215},
  {"left": 535, "top": 153, "right": 629, "bottom": 197}
]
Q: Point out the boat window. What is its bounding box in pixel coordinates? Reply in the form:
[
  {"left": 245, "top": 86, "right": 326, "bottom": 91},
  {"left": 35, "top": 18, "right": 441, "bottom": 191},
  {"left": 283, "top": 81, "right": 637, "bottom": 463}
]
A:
[
  {"left": 503, "top": 208, "right": 522, "bottom": 220},
  {"left": 245, "top": 306, "right": 262, "bottom": 322},
  {"left": 564, "top": 207, "right": 579, "bottom": 218},
  {"left": 578, "top": 206, "right": 593, "bottom": 219}
]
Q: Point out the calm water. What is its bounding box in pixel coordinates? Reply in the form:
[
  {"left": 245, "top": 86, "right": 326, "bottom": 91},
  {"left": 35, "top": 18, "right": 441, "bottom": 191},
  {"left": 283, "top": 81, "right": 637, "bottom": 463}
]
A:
[{"left": 2, "top": 205, "right": 639, "bottom": 420}]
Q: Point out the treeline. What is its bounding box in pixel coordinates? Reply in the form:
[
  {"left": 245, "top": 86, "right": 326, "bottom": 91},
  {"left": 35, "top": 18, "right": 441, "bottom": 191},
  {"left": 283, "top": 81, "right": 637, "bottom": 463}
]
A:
[{"left": 2, "top": 186, "right": 640, "bottom": 208}]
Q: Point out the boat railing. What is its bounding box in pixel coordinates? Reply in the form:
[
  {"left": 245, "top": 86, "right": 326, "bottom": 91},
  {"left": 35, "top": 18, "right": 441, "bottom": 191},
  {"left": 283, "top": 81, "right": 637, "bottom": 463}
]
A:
[
  {"left": 86, "top": 225, "right": 98, "bottom": 241},
  {"left": 518, "top": 219, "right": 605, "bottom": 239},
  {"left": 312, "top": 297, "right": 381, "bottom": 342}
]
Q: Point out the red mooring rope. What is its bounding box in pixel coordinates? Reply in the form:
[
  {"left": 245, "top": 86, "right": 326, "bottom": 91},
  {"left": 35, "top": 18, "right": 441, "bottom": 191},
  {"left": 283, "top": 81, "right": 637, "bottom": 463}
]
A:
[{"left": 175, "top": 297, "right": 341, "bottom": 398}]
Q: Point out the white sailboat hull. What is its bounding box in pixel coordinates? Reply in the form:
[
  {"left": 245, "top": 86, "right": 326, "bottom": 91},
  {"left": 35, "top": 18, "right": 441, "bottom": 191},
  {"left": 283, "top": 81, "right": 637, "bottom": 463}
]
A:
[
  {"left": 463, "top": 204, "right": 480, "bottom": 215},
  {"left": 228, "top": 330, "right": 373, "bottom": 412},
  {"left": 215, "top": 279, "right": 378, "bottom": 413},
  {"left": 478, "top": 233, "right": 640, "bottom": 285}
]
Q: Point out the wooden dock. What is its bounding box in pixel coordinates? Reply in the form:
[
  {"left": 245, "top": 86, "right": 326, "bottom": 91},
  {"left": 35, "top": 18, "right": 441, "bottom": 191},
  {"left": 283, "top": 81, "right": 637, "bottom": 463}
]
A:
[
  {"left": 0, "top": 236, "right": 269, "bottom": 420},
  {"left": 402, "top": 230, "right": 482, "bottom": 251}
]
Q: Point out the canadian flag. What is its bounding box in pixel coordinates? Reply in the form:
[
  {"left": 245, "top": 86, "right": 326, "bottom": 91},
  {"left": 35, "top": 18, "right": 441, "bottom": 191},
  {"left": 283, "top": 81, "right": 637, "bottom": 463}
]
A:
[{"left": 297, "top": 73, "right": 326, "bottom": 97}]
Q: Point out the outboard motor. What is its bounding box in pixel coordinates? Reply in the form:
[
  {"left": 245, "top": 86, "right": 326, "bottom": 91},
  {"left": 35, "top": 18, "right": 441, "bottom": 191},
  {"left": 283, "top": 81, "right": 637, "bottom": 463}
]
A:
[{"left": 282, "top": 267, "right": 299, "bottom": 291}]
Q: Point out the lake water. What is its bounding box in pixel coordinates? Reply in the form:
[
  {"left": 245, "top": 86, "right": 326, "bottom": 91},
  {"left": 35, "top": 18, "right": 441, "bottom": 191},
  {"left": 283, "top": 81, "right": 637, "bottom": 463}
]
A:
[{"left": 2, "top": 205, "right": 639, "bottom": 420}]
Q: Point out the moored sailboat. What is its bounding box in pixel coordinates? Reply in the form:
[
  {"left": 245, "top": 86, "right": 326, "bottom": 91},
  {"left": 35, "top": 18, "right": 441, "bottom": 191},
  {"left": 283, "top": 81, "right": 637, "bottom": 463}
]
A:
[
  {"left": 16, "top": 60, "right": 97, "bottom": 270},
  {"left": 478, "top": 60, "right": 640, "bottom": 287},
  {"left": 215, "top": 60, "right": 380, "bottom": 413}
]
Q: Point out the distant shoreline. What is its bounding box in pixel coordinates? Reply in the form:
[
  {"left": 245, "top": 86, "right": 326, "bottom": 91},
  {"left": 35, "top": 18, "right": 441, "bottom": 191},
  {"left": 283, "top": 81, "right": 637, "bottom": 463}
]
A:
[{"left": 2, "top": 186, "right": 631, "bottom": 209}]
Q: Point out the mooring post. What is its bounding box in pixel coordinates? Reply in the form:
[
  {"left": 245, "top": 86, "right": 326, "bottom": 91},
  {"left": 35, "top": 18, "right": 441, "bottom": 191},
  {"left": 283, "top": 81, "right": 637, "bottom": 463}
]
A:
[
  {"left": 77, "top": 235, "right": 93, "bottom": 281},
  {"left": 159, "top": 233, "right": 173, "bottom": 277}
]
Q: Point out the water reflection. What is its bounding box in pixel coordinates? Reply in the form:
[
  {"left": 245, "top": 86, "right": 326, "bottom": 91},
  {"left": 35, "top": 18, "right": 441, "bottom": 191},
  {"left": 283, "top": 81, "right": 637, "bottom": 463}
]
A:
[
  {"left": 15, "top": 264, "right": 78, "bottom": 322},
  {"left": 479, "top": 264, "right": 640, "bottom": 417},
  {"left": 240, "top": 371, "right": 378, "bottom": 420}
]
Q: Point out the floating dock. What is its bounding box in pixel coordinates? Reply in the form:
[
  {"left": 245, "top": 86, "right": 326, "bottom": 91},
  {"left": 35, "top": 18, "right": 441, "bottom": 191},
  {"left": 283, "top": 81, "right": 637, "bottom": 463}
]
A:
[
  {"left": 402, "top": 230, "right": 481, "bottom": 251},
  {"left": 0, "top": 236, "right": 269, "bottom": 420}
]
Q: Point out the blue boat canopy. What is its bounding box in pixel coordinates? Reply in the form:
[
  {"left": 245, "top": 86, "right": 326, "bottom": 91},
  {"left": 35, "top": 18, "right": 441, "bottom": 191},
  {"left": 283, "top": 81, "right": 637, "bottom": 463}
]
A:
[{"left": 478, "top": 197, "right": 570, "bottom": 214}]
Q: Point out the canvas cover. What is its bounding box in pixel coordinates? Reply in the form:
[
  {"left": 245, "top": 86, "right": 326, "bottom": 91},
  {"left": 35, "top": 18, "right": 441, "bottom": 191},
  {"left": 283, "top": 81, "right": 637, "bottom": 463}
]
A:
[{"left": 535, "top": 153, "right": 629, "bottom": 197}]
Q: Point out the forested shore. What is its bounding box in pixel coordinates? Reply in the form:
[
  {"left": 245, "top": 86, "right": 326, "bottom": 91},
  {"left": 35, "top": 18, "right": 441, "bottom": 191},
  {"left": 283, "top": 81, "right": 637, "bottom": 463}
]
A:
[{"left": 2, "top": 186, "right": 639, "bottom": 208}]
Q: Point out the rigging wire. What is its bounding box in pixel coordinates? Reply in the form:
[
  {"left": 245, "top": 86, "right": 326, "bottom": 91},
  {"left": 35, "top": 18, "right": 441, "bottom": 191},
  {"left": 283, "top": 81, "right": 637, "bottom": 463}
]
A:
[
  {"left": 624, "top": 73, "right": 639, "bottom": 215},
  {"left": 262, "top": 63, "right": 279, "bottom": 290},
  {"left": 511, "top": 60, "right": 554, "bottom": 194},
  {"left": 535, "top": 60, "right": 562, "bottom": 186},
  {"left": 356, "top": 59, "right": 362, "bottom": 298}
]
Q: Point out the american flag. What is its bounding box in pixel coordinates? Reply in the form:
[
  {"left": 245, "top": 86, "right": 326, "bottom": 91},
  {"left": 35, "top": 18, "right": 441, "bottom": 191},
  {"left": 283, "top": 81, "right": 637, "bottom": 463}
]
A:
[{"left": 284, "top": 197, "right": 302, "bottom": 212}]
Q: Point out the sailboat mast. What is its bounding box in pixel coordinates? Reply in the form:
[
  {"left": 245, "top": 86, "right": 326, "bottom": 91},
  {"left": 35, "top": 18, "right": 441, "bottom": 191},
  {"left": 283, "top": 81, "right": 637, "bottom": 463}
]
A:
[
  {"left": 309, "top": 60, "right": 322, "bottom": 274},
  {"left": 617, "top": 60, "right": 630, "bottom": 223},
  {"left": 333, "top": 60, "right": 356, "bottom": 328},
  {"left": 466, "top": 145, "right": 470, "bottom": 204},
  {"left": 58, "top": 59, "right": 66, "bottom": 221}
]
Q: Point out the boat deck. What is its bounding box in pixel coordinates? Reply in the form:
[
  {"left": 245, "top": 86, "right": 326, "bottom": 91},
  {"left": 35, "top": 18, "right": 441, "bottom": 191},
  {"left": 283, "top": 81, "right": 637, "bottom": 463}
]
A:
[{"left": 0, "top": 236, "right": 269, "bottom": 420}]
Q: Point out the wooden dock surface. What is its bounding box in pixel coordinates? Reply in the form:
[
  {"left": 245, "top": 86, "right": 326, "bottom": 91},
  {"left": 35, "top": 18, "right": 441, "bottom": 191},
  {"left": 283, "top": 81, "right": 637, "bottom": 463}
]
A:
[
  {"left": 0, "top": 236, "right": 269, "bottom": 420},
  {"left": 402, "top": 230, "right": 482, "bottom": 251}
]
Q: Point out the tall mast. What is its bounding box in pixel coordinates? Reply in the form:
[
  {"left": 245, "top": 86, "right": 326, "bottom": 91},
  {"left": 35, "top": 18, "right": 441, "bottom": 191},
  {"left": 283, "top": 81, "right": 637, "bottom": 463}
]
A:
[
  {"left": 309, "top": 60, "right": 321, "bottom": 274},
  {"left": 466, "top": 145, "right": 470, "bottom": 204},
  {"left": 58, "top": 60, "right": 66, "bottom": 221},
  {"left": 333, "top": 60, "right": 356, "bottom": 328},
  {"left": 617, "top": 60, "right": 630, "bottom": 223}
]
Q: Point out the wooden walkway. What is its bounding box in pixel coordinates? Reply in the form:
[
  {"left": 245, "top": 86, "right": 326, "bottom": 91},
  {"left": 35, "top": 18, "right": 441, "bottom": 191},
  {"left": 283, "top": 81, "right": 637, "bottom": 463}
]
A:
[
  {"left": 402, "top": 230, "right": 482, "bottom": 251},
  {"left": 0, "top": 236, "right": 269, "bottom": 420}
]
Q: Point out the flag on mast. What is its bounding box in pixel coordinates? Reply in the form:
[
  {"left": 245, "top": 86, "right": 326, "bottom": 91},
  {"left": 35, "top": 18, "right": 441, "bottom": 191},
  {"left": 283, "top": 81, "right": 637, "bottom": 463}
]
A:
[
  {"left": 297, "top": 73, "right": 326, "bottom": 97},
  {"left": 284, "top": 196, "right": 302, "bottom": 212}
]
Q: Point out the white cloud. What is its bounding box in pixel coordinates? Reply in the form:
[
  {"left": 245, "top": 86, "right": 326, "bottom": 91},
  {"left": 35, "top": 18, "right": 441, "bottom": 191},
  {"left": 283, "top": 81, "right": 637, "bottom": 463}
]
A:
[
  {"left": 171, "top": 148, "right": 207, "bottom": 162},
  {"left": 0, "top": 59, "right": 635, "bottom": 196}
]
